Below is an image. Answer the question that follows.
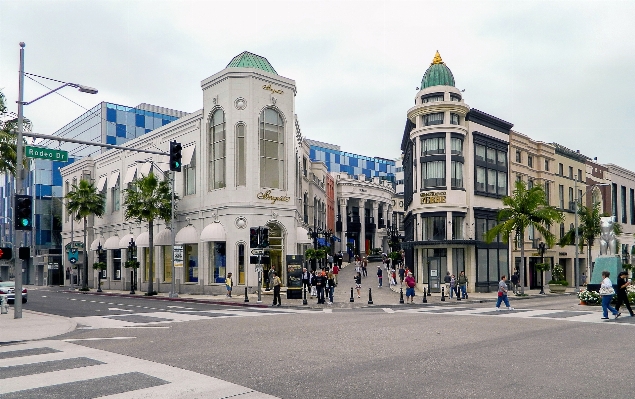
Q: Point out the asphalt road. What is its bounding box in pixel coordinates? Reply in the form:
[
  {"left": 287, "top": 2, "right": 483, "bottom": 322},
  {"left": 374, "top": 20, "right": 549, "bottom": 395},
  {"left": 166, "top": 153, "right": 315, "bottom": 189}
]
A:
[{"left": 10, "top": 288, "right": 635, "bottom": 398}]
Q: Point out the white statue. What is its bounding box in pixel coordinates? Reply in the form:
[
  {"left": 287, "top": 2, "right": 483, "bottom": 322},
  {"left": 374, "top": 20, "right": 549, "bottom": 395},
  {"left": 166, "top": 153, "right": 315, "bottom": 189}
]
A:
[{"left": 599, "top": 216, "right": 617, "bottom": 256}]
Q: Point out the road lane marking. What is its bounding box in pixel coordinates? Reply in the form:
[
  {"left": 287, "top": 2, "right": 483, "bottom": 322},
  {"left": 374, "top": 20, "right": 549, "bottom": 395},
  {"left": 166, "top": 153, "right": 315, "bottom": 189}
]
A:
[{"left": 62, "top": 337, "right": 137, "bottom": 342}]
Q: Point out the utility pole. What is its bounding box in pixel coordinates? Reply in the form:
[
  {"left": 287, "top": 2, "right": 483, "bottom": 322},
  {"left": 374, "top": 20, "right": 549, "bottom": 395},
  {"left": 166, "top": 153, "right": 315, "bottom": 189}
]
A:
[{"left": 14, "top": 42, "right": 26, "bottom": 319}]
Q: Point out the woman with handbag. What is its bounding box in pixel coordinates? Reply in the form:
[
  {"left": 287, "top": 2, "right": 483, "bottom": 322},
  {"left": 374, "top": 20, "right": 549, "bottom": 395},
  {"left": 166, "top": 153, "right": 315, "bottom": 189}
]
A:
[{"left": 600, "top": 270, "right": 620, "bottom": 320}]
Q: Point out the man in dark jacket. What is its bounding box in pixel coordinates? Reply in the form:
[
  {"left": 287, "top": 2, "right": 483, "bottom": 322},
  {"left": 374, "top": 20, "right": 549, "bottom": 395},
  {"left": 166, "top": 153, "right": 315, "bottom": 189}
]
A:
[
  {"left": 616, "top": 271, "right": 634, "bottom": 317},
  {"left": 315, "top": 271, "right": 326, "bottom": 304}
]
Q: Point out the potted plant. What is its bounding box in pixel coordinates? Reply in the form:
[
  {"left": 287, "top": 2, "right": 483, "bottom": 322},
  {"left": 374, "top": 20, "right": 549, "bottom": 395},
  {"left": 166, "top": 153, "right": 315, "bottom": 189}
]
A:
[
  {"left": 548, "top": 264, "right": 568, "bottom": 293},
  {"left": 93, "top": 261, "right": 107, "bottom": 293},
  {"left": 578, "top": 289, "right": 601, "bottom": 305}
]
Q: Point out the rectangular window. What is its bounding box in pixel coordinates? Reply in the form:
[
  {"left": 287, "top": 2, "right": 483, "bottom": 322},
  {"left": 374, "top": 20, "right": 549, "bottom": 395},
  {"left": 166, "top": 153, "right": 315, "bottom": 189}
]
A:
[
  {"left": 497, "top": 150, "right": 507, "bottom": 168},
  {"left": 184, "top": 244, "right": 199, "bottom": 283},
  {"left": 452, "top": 216, "right": 464, "bottom": 240},
  {"left": 568, "top": 187, "right": 574, "bottom": 210},
  {"left": 422, "top": 216, "right": 446, "bottom": 241},
  {"left": 144, "top": 248, "right": 155, "bottom": 282},
  {"left": 238, "top": 243, "right": 245, "bottom": 284},
  {"left": 450, "top": 113, "right": 460, "bottom": 125},
  {"left": 450, "top": 137, "right": 463, "bottom": 156},
  {"left": 578, "top": 169, "right": 582, "bottom": 182},
  {"left": 497, "top": 171, "right": 507, "bottom": 196},
  {"left": 421, "top": 136, "right": 445, "bottom": 156},
  {"left": 631, "top": 189, "right": 635, "bottom": 225},
  {"left": 544, "top": 182, "right": 550, "bottom": 205},
  {"left": 559, "top": 185, "right": 564, "bottom": 209},
  {"left": 544, "top": 159, "right": 549, "bottom": 171},
  {"left": 421, "top": 160, "right": 446, "bottom": 188},
  {"left": 163, "top": 246, "right": 172, "bottom": 283},
  {"left": 515, "top": 150, "right": 521, "bottom": 163},
  {"left": 236, "top": 124, "right": 246, "bottom": 186},
  {"left": 487, "top": 169, "right": 497, "bottom": 194},
  {"left": 475, "top": 217, "right": 487, "bottom": 241},
  {"left": 112, "top": 181, "right": 120, "bottom": 212},
  {"left": 528, "top": 178, "right": 534, "bottom": 189},
  {"left": 450, "top": 93, "right": 461, "bottom": 102},
  {"left": 528, "top": 155, "right": 533, "bottom": 168},
  {"left": 568, "top": 166, "right": 573, "bottom": 179},
  {"left": 559, "top": 163, "right": 564, "bottom": 176},
  {"left": 113, "top": 249, "right": 121, "bottom": 280},
  {"left": 421, "top": 93, "right": 445, "bottom": 103},
  {"left": 475, "top": 166, "right": 486, "bottom": 192},
  {"left": 184, "top": 164, "right": 196, "bottom": 196},
  {"left": 423, "top": 112, "right": 444, "bottom": 126},
  {"left": 475, "top": 145, "right": 486, "bottom": 162},
  {"left": 621, "top": 185, "right": 627, "bottom": 223},
  {"left": 486, "top": 148, "right": 496, "bottom": 164},
  {"left": 451, "top": 161, "right": 463, "bottom": 189},
  {"left": 474, "top": 139, "right": 507, "bottom": 198}
]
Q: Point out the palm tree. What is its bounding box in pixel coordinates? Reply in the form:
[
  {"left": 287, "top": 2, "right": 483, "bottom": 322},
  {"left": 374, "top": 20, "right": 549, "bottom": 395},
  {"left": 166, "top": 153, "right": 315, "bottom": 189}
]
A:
[
  {"left": 0, "top": 90, "right": 30, "bottom": 176},
  {"left": 485, "top": 181, "right": 564, "bottom": 294},
  {"left": 559, "top": 202, "right": 622, "bottom": 275},
  {"left": 123, "top": 171, "right": 175, "bottom": 295},
  {"left": 65, "top": 179, "right": 105, "bottom": 290}
]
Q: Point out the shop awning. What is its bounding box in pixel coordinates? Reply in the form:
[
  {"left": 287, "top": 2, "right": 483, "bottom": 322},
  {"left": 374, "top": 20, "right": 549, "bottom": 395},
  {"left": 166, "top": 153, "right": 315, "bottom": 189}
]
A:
[
  {"left": 107, "top": 170, "right": 120, "bottom": 189},
  {"left": 136, "top": 231, "right": 149, "bottom": 247},
  {"left": 296, "top": 227, "right": 312, "bottom": 244},
  {"left": 90, "top": 237, "right": 103, "bottom": 251},
  {"left": 104, "top": 235, "right": 120, "bottom": 250},
  {"left": 118, "top": 233, "right": 136, "bottom": 248},
  {"left": 175, "top": 225, "right": 198, "bottom": 245},
  {"left": 154, "top": 229, "right": 172, "bottom": 246},
  {"left": 182, "top": 145, "right": 195, "bottom": 167},
  {"left": 332, "top": 236, "right": 342, "bottom": 242},
  {"left": 200, "top": 222, "right": 226, "bottom": 242},
  {"left": 96, "top": 176, "right": 107, "bottom": 192},
  {"left": 123, "top": 166, "right": 137, "bottom": 185}
]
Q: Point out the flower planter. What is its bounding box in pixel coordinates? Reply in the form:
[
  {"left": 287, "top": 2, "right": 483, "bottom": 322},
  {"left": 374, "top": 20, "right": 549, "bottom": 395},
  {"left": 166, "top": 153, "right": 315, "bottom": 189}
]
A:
[
  {"left": 548, "top": 284, "right": 567, "bottom": 293},
  {"left": 580, "top": 300, "right": 587, "bottom": 305}
]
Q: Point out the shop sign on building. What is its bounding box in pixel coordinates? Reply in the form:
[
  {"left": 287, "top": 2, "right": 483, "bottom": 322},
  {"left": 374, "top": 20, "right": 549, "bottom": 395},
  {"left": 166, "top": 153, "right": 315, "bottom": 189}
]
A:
[
  {"left": 257, "top": 190, "right": 290, "bottom": 204},
  {"left": 173, "top": 245, "right": 184, "bottom": 268},
  {"left": 420, "top": 192, "right": 446, "bottom": 204}
]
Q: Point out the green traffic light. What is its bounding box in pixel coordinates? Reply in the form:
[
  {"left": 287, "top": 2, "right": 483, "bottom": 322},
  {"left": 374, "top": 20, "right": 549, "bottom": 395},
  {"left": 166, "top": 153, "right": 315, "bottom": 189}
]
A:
[
  {"left": 20, "top": 218, "right": 29, "bottom": 227},
  {"left": 175, "top": 162, "right": 180, "bottom": 167}
]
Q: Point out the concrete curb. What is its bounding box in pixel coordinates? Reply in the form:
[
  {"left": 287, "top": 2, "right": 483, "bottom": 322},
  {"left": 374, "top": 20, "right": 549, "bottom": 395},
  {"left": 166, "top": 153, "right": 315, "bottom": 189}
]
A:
[{"left": 1, "top": 310, "right": 77, "bottom": 343}]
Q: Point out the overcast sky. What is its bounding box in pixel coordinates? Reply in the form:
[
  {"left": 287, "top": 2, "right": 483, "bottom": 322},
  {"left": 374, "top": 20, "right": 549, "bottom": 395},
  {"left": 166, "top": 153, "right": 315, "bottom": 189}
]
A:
[{"left": 2, "top": 1, "right": 634, "bottom": 169}]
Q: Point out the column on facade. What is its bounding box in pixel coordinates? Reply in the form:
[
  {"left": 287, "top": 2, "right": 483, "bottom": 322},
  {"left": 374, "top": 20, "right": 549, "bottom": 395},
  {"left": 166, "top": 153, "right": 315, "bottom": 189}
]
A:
[
  {"left": 372, "top": 201, "right": 380, "bottom": 250},
  {"left": 340, "top": 198, "right": 348, "bottom": 253},
  {"left": 359, "top": 199, "right": 366, "bottom": 256}
]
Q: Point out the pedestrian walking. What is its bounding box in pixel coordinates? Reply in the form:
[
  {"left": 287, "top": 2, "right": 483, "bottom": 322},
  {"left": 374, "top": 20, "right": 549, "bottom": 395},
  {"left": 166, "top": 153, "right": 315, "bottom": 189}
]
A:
[
  {"left": 362, "top": 257, "right": 368, "bottom": 277},
  {"left": 328, "top": 254, "right": 334, "bottom": 268},
  {"left": 444, "top": 271, "right": 451, "bottom": 297},
  {"left": 301, "top": 268, "right": 311, "bottom": 294},
  {"left": 449, "top": 274, "right": 456, "bottom": 299},
  {"left": 390, "top": 268, "right": 397, "bottom": 286},
  {"left": 327, "top": 272, "right": 335, "bottom": 304},
  {"left": 510, "top": 271, "right": 520, "bottom": 294},
  {"left": 399, "top": 266, "right": 405, "bottom": 285},
  {"left": 495, "top": 275, "right": 514, "bottom": 311},
  {"left": 615, "top": 271, "right": 634, "bottom": 317},
  {"left": 458, "top": 271, "right": 468, "bottom": 299},
  {"left": 355, "top": 259, "right": 362, "bottom": 276},
  {"left": 377, "top": 265, "right": 383, "bottom": 288},
  {"left": 337, "top": 251, "right": 343, "bottom": 267},
  {"left": 316, "top": 271, "right": 326, "bottom": 304},
  {"left": 404, "top": 271, "right": 416, "bottom": 304},
  {"left": 332, "top": 264, "right": 339, "bottom": 285},
  {"left": 354, "top": 272, "right": 362, "bottom": 298},
  {"left": 600, "top": 271, "right": 619, "bottom": 320},
  {"left": 225, "top": 272, "right": 233, "bottom": 297},
  {"left": 267, "top": 266, "right": 275, "bottom": 291},
  {"left": 271, "top": 272, "right": 282, "bottom": 307},
  {"left": 581, "top": 272, "right": 587, "bottom": 287},
  {"left": 310, "top": 271, "right": 317, "bottom": 297}
]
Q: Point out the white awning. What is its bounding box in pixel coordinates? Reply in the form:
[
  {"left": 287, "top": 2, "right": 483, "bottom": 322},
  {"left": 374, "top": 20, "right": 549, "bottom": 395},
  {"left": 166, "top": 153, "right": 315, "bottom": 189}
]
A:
[
  {"left": 118, "top": 233, "right": 136, "bottom": 248},
  {"left": 182, "top": 145, "right": 195, "bottom": 167},
  {"left": 104, "top": 235, "right": 120, "bottom": 250},
  {"left": 200, "top": 223, "right": 226, "bottom": 242},
  {"left": 90, "top": 237, "right": 103, "bottom": 251},
  {"left": 154, "top": 229, "right": 172, "bottom": 246},
  {"left": 107, "top": 170, "right": 120, "bottom": 189},
  {"left": 97, "top": 176, "right": 107, "bottom": 192},
  {"left": 296, "top": 227, "right": 312, "bottom": 244},
  {"left": 175, "top": 225, "right": 198, "bottom": 245},
  {"left": 136, "top": 231, "right": 149, "bottom": 247},
  {"left": 139, "top": 162, "right": 153, "bottom": 177},
  {"left": 123, "top": 166, "right": 137, "bottom": 185}
]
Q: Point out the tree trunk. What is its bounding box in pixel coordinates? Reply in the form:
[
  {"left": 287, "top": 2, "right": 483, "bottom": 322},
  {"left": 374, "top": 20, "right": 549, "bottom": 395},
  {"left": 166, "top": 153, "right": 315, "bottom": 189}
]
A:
[
  {"left": 147, "top": 220, "right": 154, "bottom": 295},
  {"left": 519, "top": 235, "right": 525, "bottom": 295},
  {"left": 587, "top": 244, "right": 592, "bottom": 279},
  {"left": 82, "top": 217, "right": 88, "bottom": 290}
]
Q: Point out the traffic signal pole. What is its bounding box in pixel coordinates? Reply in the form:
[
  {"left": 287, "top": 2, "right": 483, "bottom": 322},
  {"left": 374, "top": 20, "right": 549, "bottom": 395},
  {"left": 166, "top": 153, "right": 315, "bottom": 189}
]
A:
[{"left": 14, "top": 42, "right": 26, "bottom": 319}]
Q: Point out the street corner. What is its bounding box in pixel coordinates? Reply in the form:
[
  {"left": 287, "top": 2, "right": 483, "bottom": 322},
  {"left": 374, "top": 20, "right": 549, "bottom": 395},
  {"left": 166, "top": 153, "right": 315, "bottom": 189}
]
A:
[{"left": 1, "top": 310, "right": 77, "bottom": 343}]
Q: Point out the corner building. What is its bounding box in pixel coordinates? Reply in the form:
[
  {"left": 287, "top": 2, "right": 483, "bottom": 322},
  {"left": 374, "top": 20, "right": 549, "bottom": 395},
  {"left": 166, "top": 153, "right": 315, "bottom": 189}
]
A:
[{"left": 401, "top": 52, "right": 512, "bottom": 293}]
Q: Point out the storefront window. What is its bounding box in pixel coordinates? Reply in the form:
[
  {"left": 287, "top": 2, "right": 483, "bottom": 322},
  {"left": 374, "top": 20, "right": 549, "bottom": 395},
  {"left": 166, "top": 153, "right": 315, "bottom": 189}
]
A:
[
  {"left": 210, "top": 242, "right": 226, "bottom": 284},
  {"left": 422, "top": 216, "right": 446, "bottom": 241},
  {"left": 163, "top": 246, "right": 172, "bottom": 283},
  {"left": 113, "top": 249, "right": 121, "bottom": 280},
  {"left": 238, "top": 243, "right": 245, "bottom": 284},
  {"left": 185, "top": 244, "right": 199, "bottom": 283},
  {"left": 144, "top": 247, "right": 155, "bottom": 282}
]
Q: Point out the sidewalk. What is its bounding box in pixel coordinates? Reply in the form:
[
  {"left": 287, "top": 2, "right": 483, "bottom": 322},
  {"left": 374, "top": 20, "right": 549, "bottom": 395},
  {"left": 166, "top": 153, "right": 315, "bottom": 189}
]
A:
[{"left": 1, "top": 310, "right": 77, "bottom": 343}]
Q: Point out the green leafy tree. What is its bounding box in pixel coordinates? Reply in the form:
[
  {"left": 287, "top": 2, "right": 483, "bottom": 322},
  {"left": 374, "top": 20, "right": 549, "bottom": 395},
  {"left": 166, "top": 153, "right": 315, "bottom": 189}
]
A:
[
  {"left": 485, "top": 181, "right": 564, "bottom": 294},
  {"left": 559, "top": 202, "right": 622, "bottom": 275},
  {"left": 123, "top": 172, "right": 175, "bottom": 295},
  {"left": 0, "top": 90, "right": 30, "bottom": 176},
  {"left": 65, "top": 179, "right": 105, "bottom": 290}
]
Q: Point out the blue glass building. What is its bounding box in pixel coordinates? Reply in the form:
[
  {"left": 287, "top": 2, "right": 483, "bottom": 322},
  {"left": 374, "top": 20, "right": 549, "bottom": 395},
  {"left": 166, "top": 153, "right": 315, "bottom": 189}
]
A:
[{"left": 305, "top": 139, "right": 396, "bottom": 181}]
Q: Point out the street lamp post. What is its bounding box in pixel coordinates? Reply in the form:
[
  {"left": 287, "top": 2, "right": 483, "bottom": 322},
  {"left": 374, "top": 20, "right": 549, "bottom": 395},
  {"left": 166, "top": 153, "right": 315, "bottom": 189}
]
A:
[
  {"left": 538, "top": 241, "right": 546, "bottom": 295},
  {"left": 96, "top": 243, "right": 104, "bottom": 293},
  {"left": 128, "top": 237, "right": 137, "bottom": 294},
  {"left": 13, "top": 42, "right": 98, "bottom": 318}
]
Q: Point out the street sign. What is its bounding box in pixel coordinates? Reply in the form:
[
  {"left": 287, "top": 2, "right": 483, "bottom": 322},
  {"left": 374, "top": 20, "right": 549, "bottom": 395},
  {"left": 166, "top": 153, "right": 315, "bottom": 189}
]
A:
[
  {"left": 68, "top": 248, "right": 78, "bottom": 264},
  {"left": 255, "top": 266, "right": 263, "bottom": 273},
  {"left": 251, "top": 249, "right": 265, "bottom": 255},
  {"left": 173, "top": 245, "right": 184, "bottom": 267},
  {"left": 25, "top": 145, "right": 69, "bottom": 162}
]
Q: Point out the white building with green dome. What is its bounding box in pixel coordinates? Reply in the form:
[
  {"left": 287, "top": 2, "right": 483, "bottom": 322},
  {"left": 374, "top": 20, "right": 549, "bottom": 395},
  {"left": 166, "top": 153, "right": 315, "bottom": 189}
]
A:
[{"left": 400, "top": 51, "right": 514, "bottom": 293}]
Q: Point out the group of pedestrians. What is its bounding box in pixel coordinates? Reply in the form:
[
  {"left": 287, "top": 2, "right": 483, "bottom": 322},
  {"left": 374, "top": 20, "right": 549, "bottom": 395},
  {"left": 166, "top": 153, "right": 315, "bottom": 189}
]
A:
[
  {"left": 599, "top": 270, "right": 634, "bottom": 320},
  {"left": 301, "top": 266, "right": 338, "bottom": 305},
  {"left": 443, "top": 271, "right": 468, "bottom": 299}
]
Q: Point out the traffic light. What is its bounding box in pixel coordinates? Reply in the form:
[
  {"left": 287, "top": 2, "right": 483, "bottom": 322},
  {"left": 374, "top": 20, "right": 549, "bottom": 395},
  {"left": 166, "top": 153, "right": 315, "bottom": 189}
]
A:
[
  {"left": 249, "top": 227, "right": 259, "bottom": 248},
  {"left": 14, "top": 195, "right": 32, "bottom": 231},
  {"left": 18, "top": 247, "right": 30, "bottom": 260},
  {"left": 259, "top": 227, "right": 269, "bottom": 249},
  {"left": 0, "top": 247, "right": 13, "bottom": 260},
  {"left": 169, "top": 141, "right": 182, "bottom": 172}
]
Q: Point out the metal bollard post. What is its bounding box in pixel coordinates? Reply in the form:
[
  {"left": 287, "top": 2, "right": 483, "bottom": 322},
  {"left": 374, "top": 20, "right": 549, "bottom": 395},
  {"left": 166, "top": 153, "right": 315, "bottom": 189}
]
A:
[
  {"left": 457, "top": 288, "right": 461, "bottom": 301},
  {"left": 422, "top": 288, "right": 428, "bottom": 303},
  {"left": 441, "top": 287, "right": 445, "bottom": 302},
  {"left": 368, "top": 288, "right": 373, "bottom": 305},
  {"left": 0, "top": 295, "right": 7, "bottom": 314},
  {"left": 302, "top": 285, "right": 307, "bottom": 305},
  {"left": 399, "top": 287, "right": 404, "bottom": 304},
  {"left": 244, "top": 287, "right": 249, "bottom": 303},
  {"left": 350, "top": 287, "right": 355, "bottom": 303}
]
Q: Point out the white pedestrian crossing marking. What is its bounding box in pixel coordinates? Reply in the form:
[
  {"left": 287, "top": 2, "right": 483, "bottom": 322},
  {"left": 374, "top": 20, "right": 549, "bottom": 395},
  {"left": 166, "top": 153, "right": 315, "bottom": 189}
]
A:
[{"left": 0, "top": 340, "right": 279, "bottom": 398}]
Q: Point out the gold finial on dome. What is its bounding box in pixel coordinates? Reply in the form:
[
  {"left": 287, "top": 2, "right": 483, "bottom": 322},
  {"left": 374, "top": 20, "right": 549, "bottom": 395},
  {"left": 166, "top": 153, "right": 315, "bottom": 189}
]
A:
[{"left": 431, "top": 50, "right": 443, "bottom": 65}]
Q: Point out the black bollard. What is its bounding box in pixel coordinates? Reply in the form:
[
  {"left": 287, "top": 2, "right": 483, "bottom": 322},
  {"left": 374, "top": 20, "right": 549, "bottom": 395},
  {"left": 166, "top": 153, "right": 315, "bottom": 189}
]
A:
[
  {"left": 244, "top": 287, "right": 249, "bottom": 303},
  {"left": 350, "top": 287, "right": 355, "bottom": 303},
  {"left": 423, "top": 287, "right": 428, "bottom": 303},
  {"left": 441, "top": 287, "right": 445, "bottom": 302},
  {"left": 457, "top": 288, "right": 461, "bottom": 301},
  {"left": 368, "top": 288, "right": 373, "bottom": 305},
  {"left": 302, "top": 286, "right": 307, "bottom": 305},
  {"left": 399, "top": 287, "right": 404, "bottom": 304},
  {"left": 427, "top": 287, "right": 431, "bottom": 296}
]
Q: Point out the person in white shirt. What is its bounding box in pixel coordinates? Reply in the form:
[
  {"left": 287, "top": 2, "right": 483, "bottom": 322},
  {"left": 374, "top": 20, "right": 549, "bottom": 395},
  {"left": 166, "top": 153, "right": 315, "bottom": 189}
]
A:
[{"left": 600, "top": 270, "right": 620, "bottom": 320}]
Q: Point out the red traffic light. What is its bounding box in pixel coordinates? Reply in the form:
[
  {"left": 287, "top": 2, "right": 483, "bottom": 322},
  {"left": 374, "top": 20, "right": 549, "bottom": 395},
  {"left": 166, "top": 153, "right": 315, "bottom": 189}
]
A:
[{"left": 0, "top": 247, "right": 12, "bottom": 260}]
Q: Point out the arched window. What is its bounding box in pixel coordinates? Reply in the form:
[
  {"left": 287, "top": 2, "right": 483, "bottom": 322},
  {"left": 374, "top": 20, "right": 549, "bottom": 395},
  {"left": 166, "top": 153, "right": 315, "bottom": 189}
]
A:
[
  {"left": 259, "top": 108, "right": 285, "bottom": 189},
  {"left": 236, "top": 123, "right": 246, "bottom": 186},
  {"left": 209, "top": 109, "right": 226, "bottom": 190}
]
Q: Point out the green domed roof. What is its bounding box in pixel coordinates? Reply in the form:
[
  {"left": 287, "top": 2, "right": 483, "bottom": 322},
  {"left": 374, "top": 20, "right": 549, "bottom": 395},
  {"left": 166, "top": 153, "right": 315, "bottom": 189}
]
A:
[
  {"left": 421, "top": 51, "right": 455, "bottom": 89},
  {"left": 227, "top": 51, "right": 278, "bottom": 75}
]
